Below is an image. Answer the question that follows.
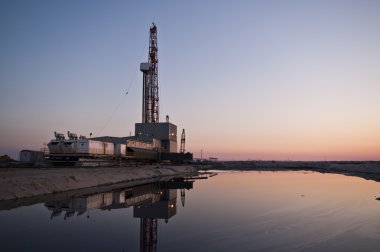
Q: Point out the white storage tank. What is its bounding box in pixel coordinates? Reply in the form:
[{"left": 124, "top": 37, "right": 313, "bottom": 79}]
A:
[
  {"left": 48, "top": 131, "right": 66, "bottom": 154},
  {"left": 61, "top": 140, "right": 76, "bottom": 154},
  {"left": 47, "top": 140, "right": 62, "bottom": 154},
  {"left": 75, "top": 139, "right": 90, "bottom": 154}
]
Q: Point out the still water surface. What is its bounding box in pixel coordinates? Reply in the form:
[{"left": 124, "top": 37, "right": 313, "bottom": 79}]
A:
[{"left": 1, "top": 171, "right": 380, "bottom": 251}]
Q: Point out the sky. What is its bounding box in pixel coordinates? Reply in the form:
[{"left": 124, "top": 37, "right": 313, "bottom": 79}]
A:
[{"left": 1, "top": 0, "right": 379, "bottom": 161}]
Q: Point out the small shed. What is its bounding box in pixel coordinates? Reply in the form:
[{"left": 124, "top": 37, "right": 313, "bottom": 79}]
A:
[{"left": 19, "top": 150, "right": 44, "bottom": 162}]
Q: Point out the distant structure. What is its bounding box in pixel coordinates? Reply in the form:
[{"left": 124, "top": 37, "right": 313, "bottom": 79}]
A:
[{"left": 19, "top": 150, "right": 44, "bottom": 162}]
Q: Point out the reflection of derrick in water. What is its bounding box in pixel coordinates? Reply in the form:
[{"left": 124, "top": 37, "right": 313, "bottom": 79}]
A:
[
  {"left": 134, "top": 189, "right": 177, "bottom": 252},
  {"left": 140, "top": 218, "right": 158, "bottom": 252},
  {"left": 181, "top": 189, "right": 185, "bottom": 207},
  {"left": 42, "top": 177, "right": 197, "bottom": 252},
  {"left": 135, "top": 180, "right": 193, "bottom": 252}
]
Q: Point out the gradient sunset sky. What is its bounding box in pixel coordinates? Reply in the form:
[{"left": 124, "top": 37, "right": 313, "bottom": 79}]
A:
[{"left": 1, "top": 0, "right": 379, "bottom": 160}]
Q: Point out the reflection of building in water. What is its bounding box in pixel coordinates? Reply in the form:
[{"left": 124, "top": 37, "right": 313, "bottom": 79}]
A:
[
  {"left": 44, "top": 179, "right": 194, "bottom": 251},
  {"left": 134, "top": 189, "right": 177, "bottom": 220},
  {"left": 132, "top": 180, "right": 194, "bottom": 252},
  {"left": 46, "top": 191, "right": 114, "bottom": 219},
  {"left": 134, "top": 189, "right": 177, "bottom": 252}
]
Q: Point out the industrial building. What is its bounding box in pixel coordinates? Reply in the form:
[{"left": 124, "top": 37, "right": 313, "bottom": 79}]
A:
[
  {"left": 46, "top": 23, "right": 191, "bottom": 163},
  {"left": 135, "top": 119, "right": 177, "bottom": 152},
  {"left": 135, "top": 23, "right": 178, "bottom": 154},
  {"left": 19, "top": 150, "right": 44, "bottom": 163}
]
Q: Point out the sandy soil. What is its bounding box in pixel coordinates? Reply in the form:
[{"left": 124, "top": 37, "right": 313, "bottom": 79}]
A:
[{"left": 0, "top": 165, "right": 198, "bottom": 201}]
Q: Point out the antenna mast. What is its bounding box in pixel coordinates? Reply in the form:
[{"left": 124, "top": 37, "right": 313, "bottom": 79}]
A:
[{"left": 140, "top": 23, "right": 159, "bottom": 123}]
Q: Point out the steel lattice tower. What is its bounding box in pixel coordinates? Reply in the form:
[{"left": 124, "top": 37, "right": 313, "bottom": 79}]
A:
[
  {"left": 141, "top": 23, "right": 159, "bottom": 123},
  {"left": 180, "top": 129, "right": 185, "bottom": 153}
]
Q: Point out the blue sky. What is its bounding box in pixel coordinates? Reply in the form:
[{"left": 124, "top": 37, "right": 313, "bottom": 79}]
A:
[{"left": 1, "top": 0, "right": 380, "bottom": 160}]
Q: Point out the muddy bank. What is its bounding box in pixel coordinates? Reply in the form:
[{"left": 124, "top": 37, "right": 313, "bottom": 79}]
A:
[{"left": 0, "top": 165, "right": 198, "bottom": 201}]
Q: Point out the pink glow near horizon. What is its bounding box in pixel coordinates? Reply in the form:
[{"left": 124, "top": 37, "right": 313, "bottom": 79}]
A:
[{"left": 1, "top": 1, "right": 380, "bottom": 161}]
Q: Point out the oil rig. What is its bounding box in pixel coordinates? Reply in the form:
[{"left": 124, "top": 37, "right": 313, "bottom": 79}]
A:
[
  {"left": 43, "top": 23, "right": 192, "bottom": 163},
  {"left": 136, "top": 23, "right": 177, "bottom": 153}
]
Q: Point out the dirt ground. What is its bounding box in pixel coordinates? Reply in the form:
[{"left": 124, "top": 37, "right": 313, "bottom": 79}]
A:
[{"left": 0, "top": 165, "right": 198, "bottom": 201}]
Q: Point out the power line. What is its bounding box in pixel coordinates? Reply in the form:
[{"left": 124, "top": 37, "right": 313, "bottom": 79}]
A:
[{"left": 96, "top": 38, "right": 148, "bottom": 136}]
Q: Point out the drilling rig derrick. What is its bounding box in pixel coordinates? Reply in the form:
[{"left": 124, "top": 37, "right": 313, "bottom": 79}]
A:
[{"left": 140, "top": 23, "right": 159, "bottom": 124}]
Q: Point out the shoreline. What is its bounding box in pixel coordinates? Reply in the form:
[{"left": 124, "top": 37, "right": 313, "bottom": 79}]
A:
[
  {"left": 2, "top": 160, "right": 380, "bottom": 202},
  {"left": 205, "top": 161, "right": 380, "bottom": 182},
  {"left": 0, "top": 165, "right": 198, "bottom": 201}
]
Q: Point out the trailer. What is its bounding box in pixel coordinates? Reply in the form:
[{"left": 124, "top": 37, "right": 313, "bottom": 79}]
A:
[
  {"left": 126, "top": 147, "right": 158, "bottom": 160},
  {"left": 114, "top": 144, "right": 127, "bottom": 156},
  {"left": 75, "top": 139, "right": 114, "bottom": 155}
]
